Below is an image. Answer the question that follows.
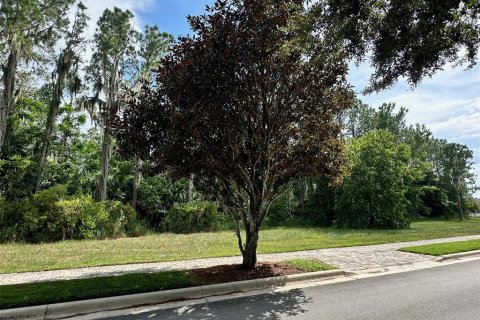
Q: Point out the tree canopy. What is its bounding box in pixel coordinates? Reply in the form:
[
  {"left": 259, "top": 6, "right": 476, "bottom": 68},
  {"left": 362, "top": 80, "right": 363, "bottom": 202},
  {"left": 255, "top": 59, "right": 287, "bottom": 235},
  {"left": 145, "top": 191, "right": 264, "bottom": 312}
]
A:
[{"left": 312, "top": 0, "right": 480, "bottom": 92}]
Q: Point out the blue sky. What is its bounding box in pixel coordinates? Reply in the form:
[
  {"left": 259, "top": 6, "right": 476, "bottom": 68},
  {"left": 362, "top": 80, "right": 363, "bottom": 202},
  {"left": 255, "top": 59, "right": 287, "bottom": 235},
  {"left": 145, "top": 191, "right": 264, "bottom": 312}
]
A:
[{"left": 82, "top": 0, "right": 480, "bottom": 193}]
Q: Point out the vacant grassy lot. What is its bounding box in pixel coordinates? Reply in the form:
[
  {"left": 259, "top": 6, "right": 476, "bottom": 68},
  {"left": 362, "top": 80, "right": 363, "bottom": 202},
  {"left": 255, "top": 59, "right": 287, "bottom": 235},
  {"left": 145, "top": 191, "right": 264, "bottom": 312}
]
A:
[
  {"left": 401, "top": 238, "right": 480, "bottom": 256},
  {"left": 1, "top": 219, "right": 479, "bottom": 274}
]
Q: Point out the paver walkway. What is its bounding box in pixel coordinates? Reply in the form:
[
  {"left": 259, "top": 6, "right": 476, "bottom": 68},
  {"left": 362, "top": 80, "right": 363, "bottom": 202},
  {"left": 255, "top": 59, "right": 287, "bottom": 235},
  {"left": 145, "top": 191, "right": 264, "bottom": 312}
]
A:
[{"left": 2, "top": 234, "right": 480, "bottom": 285}]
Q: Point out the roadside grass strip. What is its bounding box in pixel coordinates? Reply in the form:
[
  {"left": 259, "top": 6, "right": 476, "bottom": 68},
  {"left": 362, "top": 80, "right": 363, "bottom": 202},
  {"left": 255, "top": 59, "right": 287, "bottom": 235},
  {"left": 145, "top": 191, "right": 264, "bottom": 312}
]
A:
[
  {"left": 0, "top": 259, "right": 333, "bottom": 310},
  {"left": 0, "top": 271, "right": 194, "bottom": 310},
  {"left": 401, "top": 239, "right": 480, "bottom": 256},
  {"left": 287, "top": 259, "right": 336, "bottom": 272},
  {"left": 2, "top": 219, "right": 480, "bottom": 274}
]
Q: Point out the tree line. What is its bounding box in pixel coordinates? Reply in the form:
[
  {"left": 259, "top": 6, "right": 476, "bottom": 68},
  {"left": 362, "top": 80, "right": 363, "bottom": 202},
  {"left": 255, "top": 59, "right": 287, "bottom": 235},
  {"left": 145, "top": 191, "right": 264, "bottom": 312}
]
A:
[{"left": 270, "top": 101, "right": 479, "bottom": 229}]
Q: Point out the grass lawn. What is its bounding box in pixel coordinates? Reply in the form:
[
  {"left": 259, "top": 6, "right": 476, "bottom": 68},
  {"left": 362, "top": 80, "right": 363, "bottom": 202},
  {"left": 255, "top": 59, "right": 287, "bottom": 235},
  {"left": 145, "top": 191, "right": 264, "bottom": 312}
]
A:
[
  {"left": 401, "top": 239, "right": 480, "bottom": 256},
  {"left": 1, "top": 218, "right": 479, "bottom": 274},
  {"left": 0, "top": 271, "right": 195, "bottom": 310},
  {"left": 0, "top": 259, "right": 332, "bottom": 310},
  {"left": 287, "top": 259, "right": 335, "bottom": 272}
]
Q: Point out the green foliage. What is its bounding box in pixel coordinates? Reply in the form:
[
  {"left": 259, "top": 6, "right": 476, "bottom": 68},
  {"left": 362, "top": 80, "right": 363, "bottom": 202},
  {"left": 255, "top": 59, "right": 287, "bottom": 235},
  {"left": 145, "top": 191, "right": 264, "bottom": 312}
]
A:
[
  {"left": 0, "top": 185, "right": 142, "bottom": 243},
  {"left": 313, "top": 0, "right": 480, "bottom": 92},
  {"left": 137, "top": 25, "right": 173, "bottom": 81},
  {"left": 336, "top": 130, "right": 414, "bottom": 229},
  {"left": 417, "top": 184, "right": 450, "bottom": 217},
  {"left": 344, "top": 100, "right": 408, "bottom": 139},
  {"left": 162, "top": 201, "right": 223, "bottom": 234},
  {"left": 341, "top": 101, "right": 477, "bottom": 220},
  {"left": 464, "top": 197, "right": 480, "bottom": 214},
  {"left": 0, "top": 98, "right": 49, "bottom": 198},
  {"left": 137, "top": 175, "right": 188, "bottom": 228},
  {"left": 267, "top": 191, "right": 294, "bottom": 224},
  {"left": 124, "top": 219, "right": 149, "bottom": 238},
  {"left": 301, "top": 178, "right": 337, "bottom": 226},
  {"left": 22, "top": 185, "right": 69, "bottom": 242}
]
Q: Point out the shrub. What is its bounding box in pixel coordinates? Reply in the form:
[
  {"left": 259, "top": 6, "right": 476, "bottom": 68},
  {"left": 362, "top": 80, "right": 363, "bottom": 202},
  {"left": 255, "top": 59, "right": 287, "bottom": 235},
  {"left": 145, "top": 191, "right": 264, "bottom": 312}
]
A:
[
  {"left": 56, "top": 195, "right": 105, "bottom": 240},
  {"left": 102, "top": 200, "right": 137, "bottom": 238},
  {"left": 162, "top": 201, "right": 223, "bottom": 233},
  {"left": 0, "top": 185, "right": 142, "bottom": 243},
  {"left": 137, "top": 175, "right": 188, "bottom": 229},
  {"left": 22, "top": 185, "right": 70, "bottom": 242},
  {"left": 125, "top": 219, "right": 149, "bottom": 237},
  {"left": 55, "top": 198, "right": 139, "bottom": 240}
]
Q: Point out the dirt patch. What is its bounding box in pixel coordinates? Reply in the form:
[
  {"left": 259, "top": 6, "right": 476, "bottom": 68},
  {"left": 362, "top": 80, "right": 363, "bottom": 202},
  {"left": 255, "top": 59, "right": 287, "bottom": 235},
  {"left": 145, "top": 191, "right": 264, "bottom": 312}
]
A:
[{"left": 187, "top": 262, "right": 305, "bottom": 285}]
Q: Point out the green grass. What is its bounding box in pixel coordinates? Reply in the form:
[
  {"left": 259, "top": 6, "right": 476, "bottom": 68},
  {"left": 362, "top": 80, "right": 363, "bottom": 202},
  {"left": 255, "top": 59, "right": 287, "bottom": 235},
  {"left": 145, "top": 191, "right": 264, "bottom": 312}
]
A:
[
  {"left": 0, "top": 259, "right": 336, "bottom": 310},
  {"left": 1, "top": 218, "right": 479, "bottom": 274},
  {"left": 401, "top": 239, "right": 480, "bottom": 256},
  {"left": 287, "top": 259, "right": 336, "bottom": 272},
  {"left": 0, "top": 271, "right": 195, "bottom": 310}
]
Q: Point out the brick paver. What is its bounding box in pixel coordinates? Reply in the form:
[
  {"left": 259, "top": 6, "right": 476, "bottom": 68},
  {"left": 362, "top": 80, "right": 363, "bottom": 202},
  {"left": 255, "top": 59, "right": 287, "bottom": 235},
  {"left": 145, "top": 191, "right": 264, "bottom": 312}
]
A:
[{"left": 1, "top": 234, "right": 480, "bottom": 285}]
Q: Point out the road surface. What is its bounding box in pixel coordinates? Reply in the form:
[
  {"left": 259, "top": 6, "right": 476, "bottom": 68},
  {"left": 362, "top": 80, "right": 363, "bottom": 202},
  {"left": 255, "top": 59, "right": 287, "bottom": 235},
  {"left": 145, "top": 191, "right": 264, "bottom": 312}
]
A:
[{"left": 105, "top": 259, "right": 480, "bottom": 320}]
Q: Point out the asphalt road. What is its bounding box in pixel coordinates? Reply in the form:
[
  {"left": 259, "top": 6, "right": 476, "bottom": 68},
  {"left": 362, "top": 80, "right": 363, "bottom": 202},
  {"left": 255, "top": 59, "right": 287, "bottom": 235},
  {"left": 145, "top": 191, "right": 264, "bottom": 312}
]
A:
[{"left": 105, "top": 259, "right": 480, "bottom": 320}]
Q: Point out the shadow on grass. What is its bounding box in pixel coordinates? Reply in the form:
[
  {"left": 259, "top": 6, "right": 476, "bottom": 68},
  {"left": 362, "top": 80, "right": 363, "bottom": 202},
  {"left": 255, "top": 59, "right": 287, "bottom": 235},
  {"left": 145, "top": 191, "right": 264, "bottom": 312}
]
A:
[{"left": 111, "top": 289, "right": 312, "bottom": 320}]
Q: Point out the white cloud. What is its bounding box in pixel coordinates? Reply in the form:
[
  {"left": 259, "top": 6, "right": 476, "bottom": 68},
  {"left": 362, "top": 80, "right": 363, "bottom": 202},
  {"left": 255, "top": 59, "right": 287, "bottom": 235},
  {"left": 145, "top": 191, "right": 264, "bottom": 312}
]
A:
[
  {"left": 64, "top": 0, "right": 153, "bottom": 64},
  {"left": 81, "top": 0, "right": 153, "bottom": 35}
]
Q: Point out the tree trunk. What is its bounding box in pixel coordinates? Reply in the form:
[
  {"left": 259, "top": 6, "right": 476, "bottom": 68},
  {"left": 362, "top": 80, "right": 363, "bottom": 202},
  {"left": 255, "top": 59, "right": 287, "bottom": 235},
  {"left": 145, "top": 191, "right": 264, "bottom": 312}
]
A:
[
  {"left": 455, "top": 179, "right": 464, "bottom": 221},
  {"left": 187, "top": 174, "right": 194, "bottom": 202},
  {"left": 0, "top": 99, "right": 8, "bottom": 155},
  {"left": 241, "top": 228, "right": 259, "bottom": 269},
  {"left": 299, "top": 178, "right": 307, "bottom": 213},
  {"left": 0, "top": 45, "right": 20, "bottom": 154},
  {"left": 97, "top": 59, "right": 118, "bottom": 202},
  {"left": 98, "top": 132, "right": 112, "bottom": 201},
  {"left": 450, "top": 172, "right": 464, "bottom": 221},
  {"left": 35, "top": 109, "right": 55, "bottom": 193},
  {"left": 287, "top": 185, "right": 292, "bottom": 218},
  {"left": 132, "top": 156, "right": 142, "bottom": 209},
  {"left": 456, "top": 191, "right": 464, "bottom": 221},
  {"left": 35, "top": 56, "right": 68, "bottom": 193}
]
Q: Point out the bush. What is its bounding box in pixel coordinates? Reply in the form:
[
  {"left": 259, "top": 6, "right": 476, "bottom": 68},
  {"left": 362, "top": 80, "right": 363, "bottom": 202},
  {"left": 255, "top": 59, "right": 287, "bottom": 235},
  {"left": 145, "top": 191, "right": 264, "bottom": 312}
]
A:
[
  {"left": 162, "top": 201, "right": 223, "bottom": 233},
  {"left": 0, "top": 185, "right": 143, "bottom": 243},
  {"left": 54, "top": 198, "right": 140, "bottom": 240},
  {"left": 22, "top": 185, "right": 70, "bottom": 242},
  {"left": 102, "top": 200, "right": 138, "bottom": 238},
  {"left": 137, "top": 175, "right": 188, "bottom": 229},
  {"left": 125, "top": 219, "right": 149, "bottom": 237},
  {"left": 55, "top": 195, "right": 104, "bottom": 240}
]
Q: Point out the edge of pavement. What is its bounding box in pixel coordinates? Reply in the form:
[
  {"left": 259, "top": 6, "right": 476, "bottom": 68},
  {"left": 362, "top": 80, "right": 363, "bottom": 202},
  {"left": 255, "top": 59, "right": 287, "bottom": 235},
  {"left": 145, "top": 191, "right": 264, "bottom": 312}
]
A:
[
  {"left": 0, "top": 269, "right": 347, "bottom": 320},
  {"left": 434, "top": 249, "right": 480, "bottom": 261}
]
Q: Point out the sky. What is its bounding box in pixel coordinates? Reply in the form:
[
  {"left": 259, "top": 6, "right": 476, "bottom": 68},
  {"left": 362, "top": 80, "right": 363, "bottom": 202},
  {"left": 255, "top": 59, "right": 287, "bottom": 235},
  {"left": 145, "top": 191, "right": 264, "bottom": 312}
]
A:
[{"left": 82, "top": 0, "right": 480, "bottom": 193}]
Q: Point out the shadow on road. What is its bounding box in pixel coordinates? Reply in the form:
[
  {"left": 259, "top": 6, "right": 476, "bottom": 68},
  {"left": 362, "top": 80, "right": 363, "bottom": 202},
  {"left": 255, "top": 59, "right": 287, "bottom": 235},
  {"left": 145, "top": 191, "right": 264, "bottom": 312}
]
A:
[{"left": 110, "top": 289, "right": 312, "bottom": 320}]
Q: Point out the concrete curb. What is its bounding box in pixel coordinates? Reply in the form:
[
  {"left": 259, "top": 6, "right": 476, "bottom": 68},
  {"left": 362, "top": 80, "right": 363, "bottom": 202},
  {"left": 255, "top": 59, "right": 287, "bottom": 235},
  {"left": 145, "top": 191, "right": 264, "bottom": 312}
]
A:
[
  {"left": 435, "top": 250, "right": 480, "bottom": 262},
  {"left": 0, "top": 269, "right": 345, "bottom": 320}
]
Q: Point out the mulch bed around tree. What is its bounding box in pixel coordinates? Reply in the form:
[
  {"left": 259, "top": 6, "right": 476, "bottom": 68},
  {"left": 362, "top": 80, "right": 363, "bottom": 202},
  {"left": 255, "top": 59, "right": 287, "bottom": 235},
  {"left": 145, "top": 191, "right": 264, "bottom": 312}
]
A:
[{"left": 188, "top": 262, "right": 305, "bottom": 285}]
